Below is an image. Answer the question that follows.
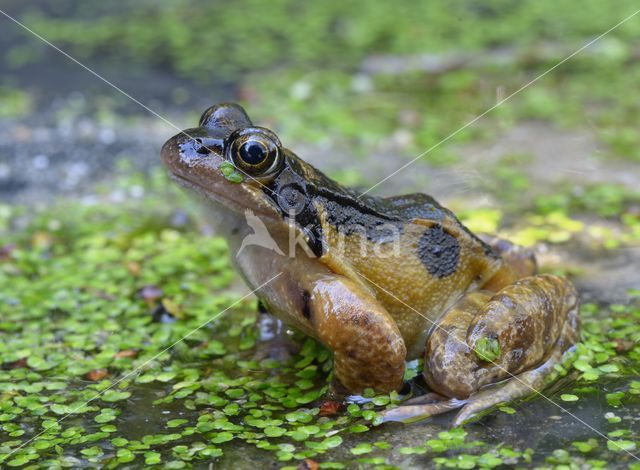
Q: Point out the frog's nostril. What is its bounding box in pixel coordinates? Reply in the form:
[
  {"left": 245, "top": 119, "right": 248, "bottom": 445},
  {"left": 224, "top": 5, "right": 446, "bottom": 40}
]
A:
[{"left": 196, "top": 139, "right": 212, "bottom": 155}]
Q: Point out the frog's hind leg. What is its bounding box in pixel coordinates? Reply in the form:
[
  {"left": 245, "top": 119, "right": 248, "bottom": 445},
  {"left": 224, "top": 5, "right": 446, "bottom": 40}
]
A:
[
  {"left": 383, "top": 274, "right": 580, "bottom": 424},
  {"left": 452, "top": 304, "right": 579, "bottom": 426},
  {"left": 385, "top": 317, "right": 578, "bottom": 425},
  {"left": 381, "top": 395, "right": 466, "bottom": 423},
  {"left": 478, "top": 234, "right": 537, "bottom": 278},
  {"left": 425, "top": 274, "right": 579, "bottom": 398}
]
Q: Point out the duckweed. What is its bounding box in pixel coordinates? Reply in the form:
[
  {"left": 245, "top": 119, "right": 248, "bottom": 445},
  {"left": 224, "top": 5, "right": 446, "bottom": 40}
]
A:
[
  {"left": 474, "top": 337, "right": 501, "bottom": 363},
  {"left": 220, "top": 162, "right": 244, "bottom": 184}
]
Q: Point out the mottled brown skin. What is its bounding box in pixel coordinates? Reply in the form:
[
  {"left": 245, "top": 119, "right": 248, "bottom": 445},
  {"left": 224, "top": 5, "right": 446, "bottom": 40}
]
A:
[
  {"left": 423, "top": 275, "right": 579, "bottom": 399},
  {"left": 161, "top": 103, "right": 581, "bottom": 424}
]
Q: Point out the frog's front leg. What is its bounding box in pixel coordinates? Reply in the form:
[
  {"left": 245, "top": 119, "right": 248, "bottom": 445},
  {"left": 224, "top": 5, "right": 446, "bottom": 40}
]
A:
[
  {"left": 383, "top": 274, "right": 579, "bottom": 424},
  {"left": 308, "top": 275, "right": 407, "bottom": 393}
]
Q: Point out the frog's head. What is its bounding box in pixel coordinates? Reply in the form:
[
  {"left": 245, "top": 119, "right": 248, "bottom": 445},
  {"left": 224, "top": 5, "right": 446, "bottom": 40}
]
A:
[
  {"left": 161, "top": 103, "right": 290, "bottom": 221},
  {"left": 163, "top": 103, "right": 366, "bottom": 256}
]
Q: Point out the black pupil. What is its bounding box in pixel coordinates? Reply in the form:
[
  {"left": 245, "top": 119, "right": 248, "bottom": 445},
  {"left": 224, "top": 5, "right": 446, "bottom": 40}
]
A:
[{"left": 239, "top": 140, "right": 267, "bottom": 165}]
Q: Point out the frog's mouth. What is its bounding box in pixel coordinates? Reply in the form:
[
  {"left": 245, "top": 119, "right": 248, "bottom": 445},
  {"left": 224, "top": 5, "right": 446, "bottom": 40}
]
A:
[{"left": 168, "top": 170, "right": 282, "bottom": 223}]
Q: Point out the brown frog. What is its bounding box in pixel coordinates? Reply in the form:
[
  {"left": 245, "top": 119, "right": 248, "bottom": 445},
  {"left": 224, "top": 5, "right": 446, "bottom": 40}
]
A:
[{"left": 161, "top": 103, "right": 580, "bottom": 425}]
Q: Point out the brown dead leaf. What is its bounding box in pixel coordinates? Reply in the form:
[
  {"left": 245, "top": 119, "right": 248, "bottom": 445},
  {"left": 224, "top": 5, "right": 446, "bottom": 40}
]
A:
[
  {"left": 318, "top": 400, "right": 343, "bottom": 417},
  {"left": 126, "top": 261, "right": 141, "bottom": 276},
  {"left": 85, "top": 369, "right": 108, "bottom": 381},
  {"left": 297, "top": 459, "right": 319, "bottom": 470},
  {"left": 8, "top": 358, "right": 28, "bottom": 369},
  {"left": 614, "top": 338, "right": 635, "bottom": 353},
  {"left": 114, "top": 350, "right": 138, "bottom": 359}
]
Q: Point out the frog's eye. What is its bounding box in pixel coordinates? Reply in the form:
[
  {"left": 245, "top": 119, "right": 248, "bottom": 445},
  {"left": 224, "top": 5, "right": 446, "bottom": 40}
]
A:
[{"left": 226, "top": 127, "right": 283, "bottom": 178}]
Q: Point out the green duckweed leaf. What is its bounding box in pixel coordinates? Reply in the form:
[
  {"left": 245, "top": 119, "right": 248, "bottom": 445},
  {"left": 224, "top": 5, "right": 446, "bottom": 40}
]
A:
[{"left": 475, "top": 337, "right": 501, "bottom": 363}]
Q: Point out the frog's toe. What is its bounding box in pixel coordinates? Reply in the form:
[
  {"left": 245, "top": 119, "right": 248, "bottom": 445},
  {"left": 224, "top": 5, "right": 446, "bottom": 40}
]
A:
[
  {"left": 403, "top": 391, "right": 449, "bottom": 406},
  {"left": 451, "top": 393, "right": 504, "bottom": 426},
  {"left": 380, "top": 398, "right": 465, "bottom": 424},
  {"left": 451, "top": 378, "right": 530, "bottom": 426},
  {"left": 381, "top": 390, "right": 506, "bottom": 426}
]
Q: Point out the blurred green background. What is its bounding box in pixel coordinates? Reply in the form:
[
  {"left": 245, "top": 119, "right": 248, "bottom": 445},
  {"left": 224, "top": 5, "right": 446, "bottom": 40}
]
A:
[
  {"left": 2, "top": 0, "right": 640, "bottom": 150},
  {"left": 2, "top": 0, "right": 640, "bottom": 203},
  {"left": 1, "top": 1, "right": 639, "bottom": 469}
]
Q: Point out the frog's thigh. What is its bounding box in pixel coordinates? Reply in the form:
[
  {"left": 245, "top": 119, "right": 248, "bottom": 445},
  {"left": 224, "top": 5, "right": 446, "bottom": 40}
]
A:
[
  {"left": 425, "top": 274, "right": 579, "bottom": 399},
  {"left": 308, "top": 276, "right": 406, "bottom": 394},
  {"left": 452, "top": 306, "right": 579, "bottom": 426},
  {"left": 478, "top": 234, "right": 537, "bottom": 278}
]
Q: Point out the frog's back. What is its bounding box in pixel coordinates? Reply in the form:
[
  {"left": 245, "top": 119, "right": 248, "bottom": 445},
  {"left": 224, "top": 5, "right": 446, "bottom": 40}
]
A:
[
  {"left": 258, "top": 156, "right": 501, "bottom": 356},
  {"left": 317, "top": 191, "right": 501, "bottom": 357}
]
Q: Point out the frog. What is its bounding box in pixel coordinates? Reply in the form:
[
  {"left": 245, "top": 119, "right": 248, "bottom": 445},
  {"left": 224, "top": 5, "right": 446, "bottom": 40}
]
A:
[{"left": 161, "top": 103, "right": 580, "bottom": 425}]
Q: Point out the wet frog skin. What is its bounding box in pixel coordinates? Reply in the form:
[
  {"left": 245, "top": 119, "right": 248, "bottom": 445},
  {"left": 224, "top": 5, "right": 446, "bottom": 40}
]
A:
[{"left": 161, "top": 103, "right": 580, "bottom": 424}]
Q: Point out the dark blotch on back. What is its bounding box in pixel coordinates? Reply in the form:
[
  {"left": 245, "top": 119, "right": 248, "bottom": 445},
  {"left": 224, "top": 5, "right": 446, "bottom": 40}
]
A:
[{"left": 418, "top": 225, "right": 461, "bottom": 278}]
